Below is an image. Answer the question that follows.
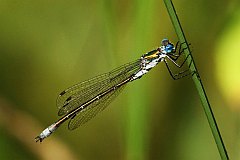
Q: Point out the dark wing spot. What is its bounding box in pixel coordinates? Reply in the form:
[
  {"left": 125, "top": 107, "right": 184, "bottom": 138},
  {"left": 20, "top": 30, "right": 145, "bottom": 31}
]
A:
[
  {"left": 66, "top": 96, "right": 72, "bottom": 102},
  {"left": 59, "top": 90, "right": 66, "bottom": 96}
]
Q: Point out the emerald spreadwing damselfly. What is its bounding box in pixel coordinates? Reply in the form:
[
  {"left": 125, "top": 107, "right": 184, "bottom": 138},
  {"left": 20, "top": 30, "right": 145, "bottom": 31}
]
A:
[{"left": 35, "top": 39, "right": 193, "bottom": 142}]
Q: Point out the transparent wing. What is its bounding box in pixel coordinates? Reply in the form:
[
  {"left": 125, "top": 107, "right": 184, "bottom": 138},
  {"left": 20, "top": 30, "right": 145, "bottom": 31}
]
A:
[
  {"left": 57, "top": 59, "right": 141, "bottom": 116},
  {"left": 68, "top": 82, "right": 126, "bottom": 130}
]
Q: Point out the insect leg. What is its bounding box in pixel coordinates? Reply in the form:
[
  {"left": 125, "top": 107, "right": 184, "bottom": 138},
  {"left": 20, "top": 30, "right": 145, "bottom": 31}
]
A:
[{"left": 164, "top": 56, "right": 195, "bottom": 80}]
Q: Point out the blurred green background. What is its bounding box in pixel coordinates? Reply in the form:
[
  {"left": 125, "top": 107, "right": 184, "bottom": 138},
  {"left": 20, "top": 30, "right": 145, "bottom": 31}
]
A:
[{"left": 0, "top": 0, "right": 239, "bottom": 160}]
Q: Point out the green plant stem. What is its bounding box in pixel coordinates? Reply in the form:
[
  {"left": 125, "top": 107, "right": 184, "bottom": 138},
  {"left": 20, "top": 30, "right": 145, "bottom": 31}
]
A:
[{"left": 163, "top": 0, "right": 229, "bottom": 159}]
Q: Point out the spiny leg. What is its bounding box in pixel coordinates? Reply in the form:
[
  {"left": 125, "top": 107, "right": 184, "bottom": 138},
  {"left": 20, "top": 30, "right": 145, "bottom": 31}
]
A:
[
  {"left": 166, "top": 53, "right": 191, "bottom": 68},
  {"left": 166, "top": 40, "right": 194, "bottom": 72},
  {"left": 170, "top": 41, "right": 191, "bottom": 61},
  {"left": 172, "top": 41, "right": 179, "bottom": 54},
  {"left": 163, "top": 56, "right": 195, "bottom": 80},
  {"left": 164, "top": 59, "right": 190, "bottom": 80}
]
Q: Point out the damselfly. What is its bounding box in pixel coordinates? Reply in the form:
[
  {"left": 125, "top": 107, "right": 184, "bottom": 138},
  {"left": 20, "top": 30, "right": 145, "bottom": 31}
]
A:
[{"left": 35, "top": 38, "right": 193, "bottom": 142}]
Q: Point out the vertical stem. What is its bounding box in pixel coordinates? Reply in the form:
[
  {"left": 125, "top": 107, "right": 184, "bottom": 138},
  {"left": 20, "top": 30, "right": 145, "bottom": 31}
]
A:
[
  {"left": 126, "top": 1, "right": 156, "bottom": 159},
  {"left": 163, "top": 0, "right": 229, "bottom": 159}
]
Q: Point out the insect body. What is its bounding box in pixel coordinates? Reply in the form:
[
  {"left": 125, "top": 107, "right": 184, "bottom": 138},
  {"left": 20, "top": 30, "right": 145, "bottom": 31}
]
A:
[{"left": 35, "top": 39, "right": 192, "bottom": 142}]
